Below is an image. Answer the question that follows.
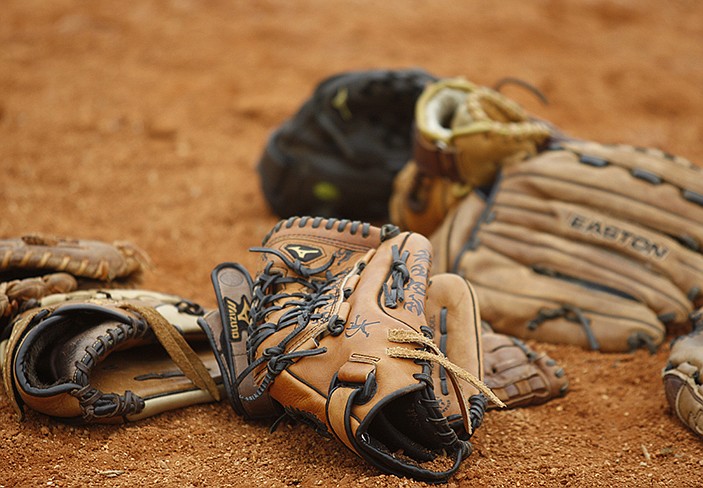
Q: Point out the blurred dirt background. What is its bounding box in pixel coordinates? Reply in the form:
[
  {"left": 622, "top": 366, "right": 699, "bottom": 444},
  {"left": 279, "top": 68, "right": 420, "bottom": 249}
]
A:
[{"left": 1, "top": 0, "right": 703, "bottom": 486}]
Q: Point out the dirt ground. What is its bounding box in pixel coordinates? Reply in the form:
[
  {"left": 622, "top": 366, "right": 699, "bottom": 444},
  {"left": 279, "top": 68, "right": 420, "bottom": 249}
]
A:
[{"left": 1, "top": 0, "right": 703, "bottom": 486}]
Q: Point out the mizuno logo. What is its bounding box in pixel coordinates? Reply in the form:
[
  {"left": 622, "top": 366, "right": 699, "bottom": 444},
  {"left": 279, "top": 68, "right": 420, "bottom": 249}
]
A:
[
  {"left": 285, "top": 244, "right": 323, "bottom": 262},
  {"left": 225, "top": 296, "right": 250, "bottom": 342}
]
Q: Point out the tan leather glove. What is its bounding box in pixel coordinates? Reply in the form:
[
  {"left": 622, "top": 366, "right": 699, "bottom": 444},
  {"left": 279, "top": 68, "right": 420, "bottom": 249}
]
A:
[
  {"left": 200, "top": 217, "right": 503, "bottom": 483},
  {"left": 0, "top": 234, "right": 149, "bottom": 323},
  {"left": 431, "top": 141, "right": 703, "bottom": 352}
]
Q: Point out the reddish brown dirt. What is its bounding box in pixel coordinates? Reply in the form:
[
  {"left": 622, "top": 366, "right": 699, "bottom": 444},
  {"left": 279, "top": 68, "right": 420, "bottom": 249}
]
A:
[{"left": 2, "top": 1, "right": 703, "bottom": 486}]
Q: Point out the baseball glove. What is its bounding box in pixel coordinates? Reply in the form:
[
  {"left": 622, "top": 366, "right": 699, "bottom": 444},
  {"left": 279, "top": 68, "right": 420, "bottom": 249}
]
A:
[
  {"left": 0, "top": 289, "right": 221, "bottom": 423},
  {"left": 257, "top": 68, "right": 437, "bottom": 221},
  {"left": 663, "top": 312, "right": 703, "bottom": 437},
  {"left": 481, "top": 322, "right": 568, "bottom": 408},
  {"left": 430, "top": 140, "right": 703, "bottom": 352},
  {"left": 0, "top": 234, "right": 149, "bottom": 324},
  {"left": 389, "top": 77, "right": 554, "bottom": 236},
  {"left": 412, "top": 77, "right": 553, "bottom": 186},
  {"left": 389, "top": 160, "right": 471, "bottom": 237},
  {"left": 199, "top": 217, "right": 504, "bottom": 482}
]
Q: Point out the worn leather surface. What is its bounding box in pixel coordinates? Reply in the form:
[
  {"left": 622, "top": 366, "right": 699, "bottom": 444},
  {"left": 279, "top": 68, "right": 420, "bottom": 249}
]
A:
[
  {"left": 0, "top": 234, "right": 148, "bottom": 282},
  {"left": 663, "top": 325, "right": 703, "bottom": 436},
  {"left": 413, "top": 77, "right": 551, "bottom": 187},
  {"left": 0, "top": 234, "right": 150, "bottom": 325},
  {"left": 431, "top": 141, "right": 703, "bottom": 352},
  {"left": 482, "top": 324, "right": 568, "bottom": 408},
  {"left": 424, "top": 273, "right": 483, "bottom": 430},
  {"left": 1, "top": 290, "right": 219, "bottom": 424},
  {"left": 242, "top": 217, "right": 485, "bottom": 482},
  {"left": 389, "top": 160, "right": 469, "bottom": 237}
]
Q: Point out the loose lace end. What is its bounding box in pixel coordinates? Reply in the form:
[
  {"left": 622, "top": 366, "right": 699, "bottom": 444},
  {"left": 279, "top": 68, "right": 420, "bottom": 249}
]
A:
[{"left": 386, "top": 329, "right": 505, "bottom": 409}]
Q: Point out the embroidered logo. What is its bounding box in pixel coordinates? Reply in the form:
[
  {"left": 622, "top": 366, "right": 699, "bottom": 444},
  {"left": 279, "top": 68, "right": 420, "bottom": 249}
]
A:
[
  {"left": 331, "top": 87, "right": 352, "bottom": 120},
  {"left": 345, "top": 314, "right": 380, "bottom": 338},
  {"left": 284, "top": 244, "right": 323, "bottom": 262},
  {"left": 225, "top": 296, "right": 250, "bottom": 342}
]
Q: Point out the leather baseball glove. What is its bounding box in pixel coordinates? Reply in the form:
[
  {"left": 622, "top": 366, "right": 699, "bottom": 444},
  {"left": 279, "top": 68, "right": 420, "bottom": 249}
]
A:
[
  {"left": 201, "top": 256, "right": 568, "bottom": 427},
  {"left": 412, "top": 77, "right": 552, "bottom": 186},
  {"left": 0, "top": 234, "right": 149, "bottom": 324},
  {"left": 389, "top": 77, "right": 554, "bottom": 236},
  {"left": 0, "top": 289, "right": 221, "bottom": 423},
  {"left": 389, "top": 160, "right": 471, "bottom": 237},
  {"left": 663, "top": 312, "right": 703, "bottom": 437},
  {"left": 481, "top": 323, "right": 568, "bottom": 408},
  {"left": 430, "top": 140, "right": 703, "bottom": 352},
  {"left": 257, "top": 68, "right": 437, "bottom": 221},
  {"left": 199, "top": 217, "right": 504, "bottom": 482}
]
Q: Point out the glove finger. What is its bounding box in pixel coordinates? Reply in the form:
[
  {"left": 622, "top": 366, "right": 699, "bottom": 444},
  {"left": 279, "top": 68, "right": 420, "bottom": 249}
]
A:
[
  {"left": 200, "top": 262, "right": 279, "bottom": 420},
  {"left": 553, "top": 141, "right": 703, "bottom": 246},
  {"left": 4, "top": 273, "right": 78, "bottom": 304},
  {"left": 430, "top": 191, "right": 487, "bottom": 276},
  {"left": 478, "top": 215, "right": 692, "bottom": 323},
  {"left": 482, "top": 330, "right": 568, "bottom": 408},
  {"left": 500, "top": 161, "right": 703, "bottom": 308},
  {"left": 424, "top": 273, "right": 484, "bottom": 421},
  {"left": 483, "top": 340, "right": 533, "bottom": 373},
  {"left": 0, "top": 234, "right": 150, "bottom": 283},
  {"left": 509, "top": 143, "right": 703, "bottom": 223},
  {"left": 481, "top": 328, "right": 517, "bottom": 351},
  {"left": 466, "top": 252, "right": 665, "bottom": 352}
]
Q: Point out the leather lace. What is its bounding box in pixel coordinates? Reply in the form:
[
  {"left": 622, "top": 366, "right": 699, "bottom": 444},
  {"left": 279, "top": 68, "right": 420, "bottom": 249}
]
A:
[
  {"left": 385, "top": 329, "right": 505, "bottom": 435},
  {"left": 383, "top": 245, "right": 410, "bottom": 308},
  {"left": 527, "top": 304, "right": 603, "bottom": 351},
  {"left": 239, "top": 247, "right": 344, "bottom": 403},
  {"left": 74, "top": 319, "right": 148, "bottom": 420}
]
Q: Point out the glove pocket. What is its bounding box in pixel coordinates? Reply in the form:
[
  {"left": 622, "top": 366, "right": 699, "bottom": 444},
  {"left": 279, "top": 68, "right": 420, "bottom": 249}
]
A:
[{"left": 8, "top": 296, "right": 221, "bottom": 424}]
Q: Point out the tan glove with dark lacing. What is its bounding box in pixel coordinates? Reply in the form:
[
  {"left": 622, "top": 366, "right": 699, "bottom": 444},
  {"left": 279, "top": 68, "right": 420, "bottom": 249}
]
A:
[
  {"left": 199, "top": 217, "right": 504, "bottom": 483},
  {"left": 431, "top": 140, "right": 703, "bottom": 352}
]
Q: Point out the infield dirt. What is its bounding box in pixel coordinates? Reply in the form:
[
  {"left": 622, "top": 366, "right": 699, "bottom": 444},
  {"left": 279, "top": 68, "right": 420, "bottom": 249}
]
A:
[{"left": 1, "top": 1, "right": 703, "bottom": 486}]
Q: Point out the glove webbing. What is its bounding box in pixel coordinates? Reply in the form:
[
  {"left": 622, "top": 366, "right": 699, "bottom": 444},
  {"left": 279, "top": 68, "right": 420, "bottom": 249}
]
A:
[{"left": 462, "top": 86, "right": 551, "bottom": 140}]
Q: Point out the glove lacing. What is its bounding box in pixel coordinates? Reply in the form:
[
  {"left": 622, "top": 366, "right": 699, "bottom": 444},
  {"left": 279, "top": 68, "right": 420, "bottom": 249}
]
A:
[
  {"left": 239, "top": 247, "right": 343, "bottom": 403},
  {"left": 386, "top": 329, "right": 500, "bottom": 402},
  {"left": 383, "top": 245, "right": 410, "bottom": 308},
  {"left": 386, "top": 328, "right": 504, "bottom": 436}
]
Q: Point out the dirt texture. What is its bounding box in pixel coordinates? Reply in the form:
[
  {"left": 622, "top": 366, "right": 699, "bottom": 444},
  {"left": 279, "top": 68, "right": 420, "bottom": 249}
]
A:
[{"left": 2, "top": 0, "right": 703, "bottom": 486}]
